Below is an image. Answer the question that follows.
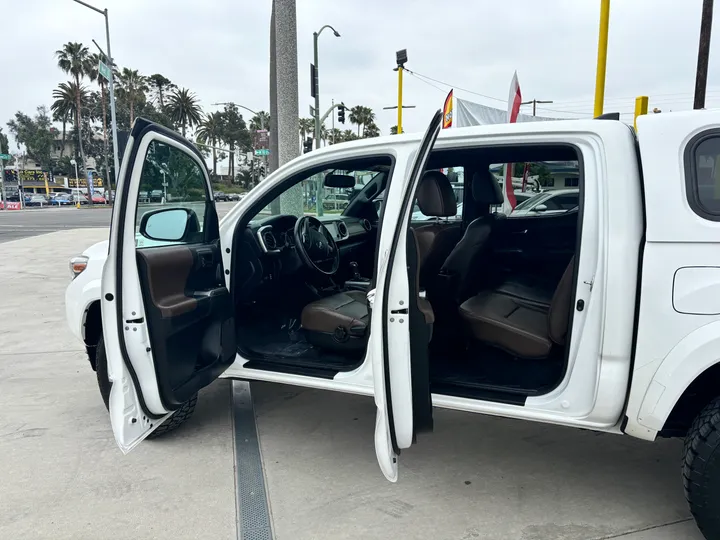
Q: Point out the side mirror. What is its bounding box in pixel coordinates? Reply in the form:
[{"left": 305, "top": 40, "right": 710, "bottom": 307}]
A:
[
  {"left": 139, "top": 207, "right": 200, "bottom": 242},
  {"left": 324, "top": 174, "right": 355, "bottom": 188},
  {"left": 533, "top": 204, "right": 548, "bottom": 213}
]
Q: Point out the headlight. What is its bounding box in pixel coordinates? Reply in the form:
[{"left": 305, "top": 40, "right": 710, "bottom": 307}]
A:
[{"left": 69, "top": 255, "right": 89, "bottom": 279}]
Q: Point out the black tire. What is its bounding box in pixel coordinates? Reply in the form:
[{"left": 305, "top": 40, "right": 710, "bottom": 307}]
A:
[
  {"left": 94, "top": 336, "right": 197, "bottom": 439},
  {"left": 683, "top": 397, "right": 720, "bottom": 539}
]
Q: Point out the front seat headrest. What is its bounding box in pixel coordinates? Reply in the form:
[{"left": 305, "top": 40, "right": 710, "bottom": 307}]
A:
[
  {"left": 416, "top": 170, "right": 456, "bottom": 217},
  {"left": 472, "top": 170, "right": 504, "bottom": 205}
]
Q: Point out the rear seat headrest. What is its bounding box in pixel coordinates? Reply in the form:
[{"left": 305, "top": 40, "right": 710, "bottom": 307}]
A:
[
  {"left": 416, "top": 170, "right": 457, "bottom": 217},
  {"left": 472, "top": 170, "right": 504, "bottom": 205}
]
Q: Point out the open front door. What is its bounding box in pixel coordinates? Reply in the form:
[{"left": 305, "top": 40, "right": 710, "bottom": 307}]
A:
[
  {"left": 371, "top": 111, "right": 442, "bottom": 481},
  {"left": 101, "top": 118, "right": 236, "bottom": 453}
]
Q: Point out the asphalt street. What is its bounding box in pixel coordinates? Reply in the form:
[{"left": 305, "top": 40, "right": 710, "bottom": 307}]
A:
[{"left": 0, "top": 203, "right": 236, "bottom": 243}]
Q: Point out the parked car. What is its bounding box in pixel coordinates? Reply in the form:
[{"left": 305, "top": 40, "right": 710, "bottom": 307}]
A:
[
  {"left": 90, "top": 193, "right": 107, "bottom": 204},
  {"left": 67, "top": 112, "right": 720, "bottom": 537},
  {"left": 510, "top": 188, "right": 579, "bottom": 217},
  {"left": 26, "top": 194, "right": 49, "bottom": 207},
  {"left": 50, "top": 194, "right": 71, "bottom": 206},
  {"left": 214, "top": 191, "right": 229, "bottom": 202},
  {"left": 227, "top": 193, "right": 242, "bottom": 201}
]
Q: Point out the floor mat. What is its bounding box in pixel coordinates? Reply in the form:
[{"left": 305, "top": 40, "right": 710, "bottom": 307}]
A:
[{"left": 236, "top": 321, "right": 363, "bottom": 373}]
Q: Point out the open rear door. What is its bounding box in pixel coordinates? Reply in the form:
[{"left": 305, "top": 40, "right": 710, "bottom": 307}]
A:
[
  {"left": 101, "top": 118, "right": 236, "bottom": 453},
  {"left": 371, "top": 110, "right": 442, "bottom": 481}
]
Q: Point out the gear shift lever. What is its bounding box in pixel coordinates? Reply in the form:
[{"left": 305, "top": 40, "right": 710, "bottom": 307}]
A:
[{"left": 349, "top": 261, "right": 361, "bottom": 281}]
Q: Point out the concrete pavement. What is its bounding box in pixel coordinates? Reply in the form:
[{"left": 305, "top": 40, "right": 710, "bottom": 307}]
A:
[{"left": 0, "top": 227, "right": 706, "bottom": 540}]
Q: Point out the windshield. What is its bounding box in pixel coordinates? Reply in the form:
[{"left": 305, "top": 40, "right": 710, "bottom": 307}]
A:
[{"left": 250, "top": 167, "right": 385, "bottom": 225}]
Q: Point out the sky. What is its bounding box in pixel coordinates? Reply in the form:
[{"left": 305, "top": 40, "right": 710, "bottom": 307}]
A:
[{"left": 2, "top": 0, "right": 719, "bottom": 151}]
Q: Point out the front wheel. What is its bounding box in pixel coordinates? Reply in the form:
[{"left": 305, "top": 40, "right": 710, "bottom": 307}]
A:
[
  {"left": 683, "top": 397, "right": 720, "bottom": 538},
  {"left": 95, "top": 336, "right": 197, "bottom": 438}
]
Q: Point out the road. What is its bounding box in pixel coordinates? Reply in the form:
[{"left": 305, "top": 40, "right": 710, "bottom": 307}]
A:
[{"left": 0, "top": 203, "right": 237, "bottom": 244}]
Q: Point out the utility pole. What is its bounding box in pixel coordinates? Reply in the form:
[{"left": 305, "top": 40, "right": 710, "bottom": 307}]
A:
[
  {"left": 331, "top": 99, "right": 335, "bottom": 144},
  {"left": 593, "top": 0, "right": 611, "bottom": 117},
  {"left": 0, "top": 158, "right": 5, "bottom": 210},
  {"left": 274, "top": 0, "right": 302, "bottom": 217},
  {"left": 394, "top": 49, "right": 408, "bottom": 133},
  {"left": 521, "top": 99, "right": 553, "bottom": 117},
  {"left": 694, "top": 0, "right": 714, "bottom": 109}
]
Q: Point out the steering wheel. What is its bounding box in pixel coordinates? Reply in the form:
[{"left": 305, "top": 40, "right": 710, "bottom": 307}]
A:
[{"left": 294, "top": 216, "right": 340, "bottom": 276}]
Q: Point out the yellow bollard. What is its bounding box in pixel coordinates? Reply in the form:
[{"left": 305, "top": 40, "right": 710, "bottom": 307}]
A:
[{"left": 634, "top": 96, "right": 649, "bottom": 130}]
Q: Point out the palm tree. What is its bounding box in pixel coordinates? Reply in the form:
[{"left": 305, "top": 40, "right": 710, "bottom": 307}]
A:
[
  {"left": 327, "top": 128, "right": 343, "bottom": 144},
  {"left": 349, "top": 106, "right": 376, "bottom": 137},
  {"left": 51, "top": 81, "right": 88, "bottom": 160},
  {"left": 147, "top": 74, "right": 176, "bottom": 109},
  {"left": 298, "top": 117, "right": 314, "bottom": 141},
  {"left": 196, "top": 112, "right": 224, "bottom": 176},
  {"left": 390, "top": 125, "right": 399, "bottom": 135},
  {"left": 362, "top": 122, "right": 380, "bottom": 138},
  {"left": 168, "top": 88, "right": 202, "bottom": 137},
  {"left": 117, "top": 68, "right": 147, "bottom": 126},
  {"left": 55, "top": 42, "right": 92, "bottom": 181},
  {"left": 249, "top": 111, "right": 270, "bottom": 131}
]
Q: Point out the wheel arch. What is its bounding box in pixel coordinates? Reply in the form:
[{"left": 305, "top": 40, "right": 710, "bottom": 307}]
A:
[
  {"left": 83, "top": 300, "right": 103, "bottom": 370},
  {"left": 638, "top": 320, "right": 720, "bottom": 435}
]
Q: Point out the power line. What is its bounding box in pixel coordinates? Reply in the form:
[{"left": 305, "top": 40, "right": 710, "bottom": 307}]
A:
[
  {"left": 405, "top": 71, "right": 448, "bottom": 93},
  {"left": 404, "top": 69, "right": 508, "bottom": 103}
]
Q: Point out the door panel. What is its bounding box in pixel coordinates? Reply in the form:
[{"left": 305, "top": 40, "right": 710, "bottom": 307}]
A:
[
  {"left": 136, "top": 243, "right": 235, "bottom": 410},
  {"left": 493, "top": 211, "right": 578, "bottom": 281},
  {"left": 102, "top": 118, "right": 236, "bottom": 452},
  {"left": 373, "top": 110, "right": 442, "bottom": 481}
]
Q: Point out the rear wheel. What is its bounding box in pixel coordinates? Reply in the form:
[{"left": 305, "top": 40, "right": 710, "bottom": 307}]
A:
[
  {"left": 95, "top": 336, "right": 197, "bottom": 438},
  {"left": 683, "top": 397, "right": 720, "bottom": 538}
]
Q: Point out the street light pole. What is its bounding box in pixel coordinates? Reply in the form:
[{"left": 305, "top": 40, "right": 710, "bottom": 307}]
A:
[
  {"left": 71, "top": 0, "right": 120, "bottom": 204},
  {"left": 313, "top": 25, "right": 340, "bottom": 151}
]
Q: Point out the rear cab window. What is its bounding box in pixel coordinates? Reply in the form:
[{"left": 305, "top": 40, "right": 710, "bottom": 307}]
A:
[{"left": 685, "top": 131, "right": 720, "bottom": 220}]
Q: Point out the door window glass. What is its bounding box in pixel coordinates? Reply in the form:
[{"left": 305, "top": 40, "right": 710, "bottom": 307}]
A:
[{"left": 135, "top": 140, "right": 209, "bottom": 248}]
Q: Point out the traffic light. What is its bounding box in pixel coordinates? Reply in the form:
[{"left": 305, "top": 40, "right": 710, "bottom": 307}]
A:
[
  {"left": 338, "top": 104, "right": 346, "bottom": 124},
  {"left": 303, "top": 137, "right": 313, "bottom": 153}
]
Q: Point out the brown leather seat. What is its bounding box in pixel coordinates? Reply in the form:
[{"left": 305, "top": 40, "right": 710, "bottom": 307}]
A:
[
  {"left": 301, "top": 172, "right": 455, "bottom": 353},
  {"left": 458, "top": 257, "right": 575, "bottom": 359},
  {"left": 301, "top": 291, "right": 369, "bottom": 351},
  {"left": 438, "top": 170, "right": 505, "bottom": 302},
  {"left": 413, "top": 170, "right": 463, "bottom": 287}
]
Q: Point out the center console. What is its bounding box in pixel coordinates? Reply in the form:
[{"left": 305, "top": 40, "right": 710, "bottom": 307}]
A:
[{"left": 345, "top": 261, "right": 371, "bottom": 292}]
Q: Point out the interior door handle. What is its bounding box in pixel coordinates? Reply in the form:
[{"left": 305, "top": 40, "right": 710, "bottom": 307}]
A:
[{"left": 512, "top": 229, "right": 528, "bottom": 235}]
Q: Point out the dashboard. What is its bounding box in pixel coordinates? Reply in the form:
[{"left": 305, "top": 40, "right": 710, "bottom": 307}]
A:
[{"left": 254, "top": 214, "right": 373, "bottom": 254}]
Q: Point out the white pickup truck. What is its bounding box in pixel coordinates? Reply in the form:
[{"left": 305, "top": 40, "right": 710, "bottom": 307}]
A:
[{"left": 66, "top": 110, "right": 720, "bottom": 538}]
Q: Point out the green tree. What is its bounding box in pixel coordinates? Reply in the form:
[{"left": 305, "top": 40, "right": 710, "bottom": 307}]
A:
[
  {"left": 349, "top": 105, "right": 375, "bottom": 137},
  {"left": 327, "top": 128, "right": 342, "bottom": 144},
  {"left": 87, "top": 53, "right": 112, "bottom": 178},
  {"left": 390, "top": 125, "right": 398, "bottom": 135},
  {"left": 168, "top": 87, "right": 202, "bottom": 137},
  {"left": 298, "top": 117, "right": 314, "bottom": 141},
  {"left": 341, "top": 129, "right": 358, "bottom": 142},
  {"left": 218, "top": 104, "right": 250, "bottom": 179},
  {"left": 0, "top": 127, "right": 8, "bottom": 155},
  {"left": 116, "top": 68, "right": 148, "bottom": 126},
  {"left": 147, "top": 74, "right": 176, "bottom": 110},
  {"left": 362, "top": 122, "right": 380, "bottom": 138},
  {"left": 249, "top": 111, "right": 270, "bottom": 131},
  {"left": 196, "top": 112, "right": 224, "bottom": 176},
  {"left": 7, "top": 107, "right": 57, "bottom": 171},
  {"left": 56, "top": 42, "right": 93, "bottom": 178},
  {"left": 51, "top": 81, "right": 87, "bottom": 158}
]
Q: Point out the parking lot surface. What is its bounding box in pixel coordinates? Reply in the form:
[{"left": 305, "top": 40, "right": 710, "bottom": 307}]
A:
[{"left": 0, "top": 225, "right": 705, "bottom": 540}]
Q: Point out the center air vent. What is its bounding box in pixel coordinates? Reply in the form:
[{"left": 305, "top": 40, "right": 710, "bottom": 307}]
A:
[
  {"left": 337, "top": 222, "right": 348, "bottom": 238},
  {"left": 262, "top": 231, "right": 276, "bottom": 250}
]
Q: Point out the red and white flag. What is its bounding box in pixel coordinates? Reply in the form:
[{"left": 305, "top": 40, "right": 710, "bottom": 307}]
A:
[{"left": 502, "top": 71, "right": 522, "bottom": 214}]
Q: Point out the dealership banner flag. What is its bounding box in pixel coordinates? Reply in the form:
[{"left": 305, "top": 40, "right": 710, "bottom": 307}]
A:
[
  {"left": 502, "top": 72, "right": 522, "bottom": 213},
  {"left": 442, "top": 90, "right": 454, "bottom": 129}
]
